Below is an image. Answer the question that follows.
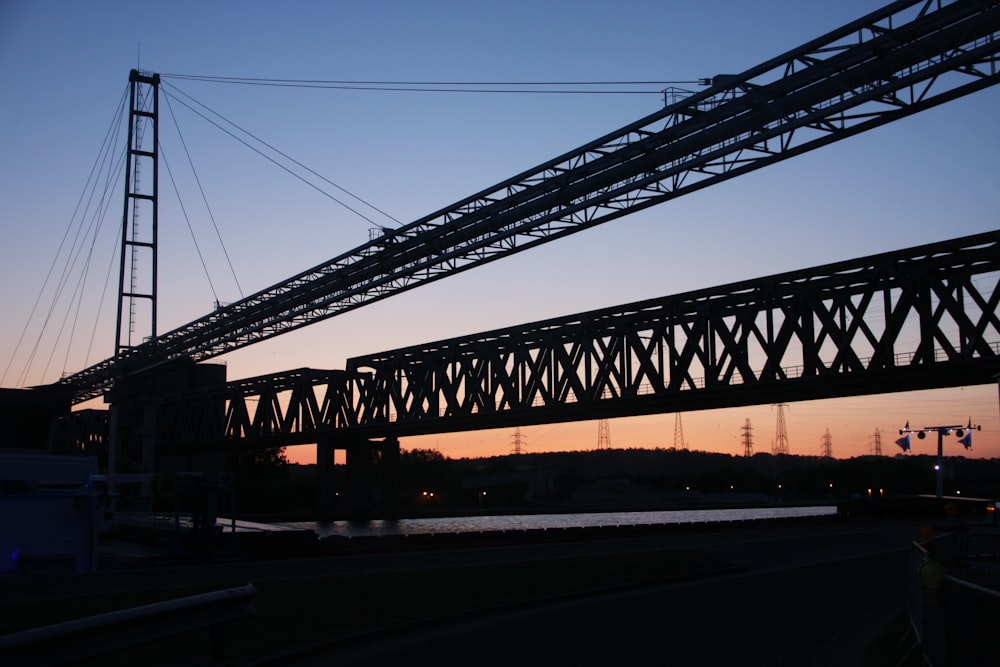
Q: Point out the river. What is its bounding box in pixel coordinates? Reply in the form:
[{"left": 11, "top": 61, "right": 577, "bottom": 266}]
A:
[{"left": 281, "top": 505, "right": 837, "bottom": 539}]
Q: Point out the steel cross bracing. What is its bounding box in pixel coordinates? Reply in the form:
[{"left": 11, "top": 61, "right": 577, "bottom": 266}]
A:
[
  {"left": 148, "top": 231, "right": 1000, "bottom": 452},
  {"left": 62, "top": 0, "right": 1000, "bottom": 403}
]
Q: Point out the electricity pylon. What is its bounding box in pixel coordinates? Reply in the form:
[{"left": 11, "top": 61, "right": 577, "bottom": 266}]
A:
[
  {"left": 597, "top": 419, "right": 611, "bottom": 450},
  {"left": 772, "top": 403, "right": 790, "bottom": 455},
  {"left": 741, "top": 418, "right": 754, "bottom": 458}
]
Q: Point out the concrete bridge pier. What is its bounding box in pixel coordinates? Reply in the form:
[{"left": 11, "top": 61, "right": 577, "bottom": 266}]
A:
[
  {"left": 316, "top": 436, "right": 400, "bottom": 521},
  {"left": 316, "top": 437, "right": 338, "bottom": 521},
  {"left": 380, "top": 437, "right": 399, "bottom": 520}
]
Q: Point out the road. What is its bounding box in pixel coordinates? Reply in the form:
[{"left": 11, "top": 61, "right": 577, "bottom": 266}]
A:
[{"left": 279, "top": 520, "right": 920, "bottom": 666}]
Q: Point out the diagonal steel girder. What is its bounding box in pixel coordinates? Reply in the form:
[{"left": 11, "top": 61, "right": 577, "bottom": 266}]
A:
[{"left": 63, "top": 0, "right": 1000, "bottom": 403}]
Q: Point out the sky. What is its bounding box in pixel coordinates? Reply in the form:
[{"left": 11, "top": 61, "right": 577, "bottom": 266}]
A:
[{"left": 1, "top": 1, "right": 998, "bottom": 466}]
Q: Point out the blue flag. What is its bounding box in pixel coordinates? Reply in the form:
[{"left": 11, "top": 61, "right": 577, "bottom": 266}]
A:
[{"left": 958, "top": 431, "right": 972, "bottom": 449}]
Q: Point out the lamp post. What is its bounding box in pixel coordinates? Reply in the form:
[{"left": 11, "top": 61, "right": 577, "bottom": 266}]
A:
[{"left": 898, "top": 421, "right": 980, "bottom": 498}]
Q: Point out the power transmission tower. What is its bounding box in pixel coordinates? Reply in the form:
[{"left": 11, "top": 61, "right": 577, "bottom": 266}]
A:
[
  {"left": 772, "top": 403, "right": 790, "bottom": 455},
  {"left": 673, "top": 413, "right": 686, "bottom": 449},
  {"left": 741, "top": 418, "right": 754, "bottom": 457},
  {"left": 597, "top": 419, "right": 611, "bottom": 450},
  {"left": 871, "top": 428, "right": 883, "bottom": 456},
  {"left": 510, "top": 427, "right": 526, "bottom": 455},
  {"left": 820, "top": 428, "right": 833, "bottom": 458}
]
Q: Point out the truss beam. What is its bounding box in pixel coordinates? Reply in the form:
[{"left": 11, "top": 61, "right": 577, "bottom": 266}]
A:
[
  {"left": 144, "top": 231, "right": 1000, "bottom": 452},
  {"left": 63, "top": 0, "right": 1000, "bottom": 403}
]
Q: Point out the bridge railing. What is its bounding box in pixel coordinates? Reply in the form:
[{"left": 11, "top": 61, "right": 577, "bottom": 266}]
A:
[
  {"left": 0, "top": 583, "right": 256, "bottom": 665},
  {"left": 907, "top": 532, "right": 1000, "bottom": 666}
]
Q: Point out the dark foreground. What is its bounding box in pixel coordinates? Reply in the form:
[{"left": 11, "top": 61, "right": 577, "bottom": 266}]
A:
[{"left": 0, "top": 516, "right": 924, "bottom": 666}]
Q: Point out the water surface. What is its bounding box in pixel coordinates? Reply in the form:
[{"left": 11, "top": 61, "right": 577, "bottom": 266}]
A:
[{"left": 284, "top": 505, "right": 836, "bottom": 539}]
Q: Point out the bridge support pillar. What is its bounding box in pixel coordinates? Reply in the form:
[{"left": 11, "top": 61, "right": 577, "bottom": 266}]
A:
[
  {"left": 315, "top": 437, "right": 400, "bottom": 521},
  {"left": 316, "top": 437, "right": 338, "bottom": 521},
  {"left": 106, "top": 360, "right": 226, "bottom": 507},
  {"left": 380, "top": 437, "right": 400, "bottom": 520},
  {"left": 345, "top": 440, "right": 373, "bottom": 521}
]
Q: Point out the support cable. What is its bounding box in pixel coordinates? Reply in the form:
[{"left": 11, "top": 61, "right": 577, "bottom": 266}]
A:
[
  {"left": 162, "top": 91, "right": 244, "bottom": 299},
  {"left": 2, "top": 85, "right": 130, "bottom": 387},
  {"left": 158, "top": 73, "right": 709, "bottom": 95},
  {"left": 82, "top": 223, "right": 124, "bottom": 372},
  {"left": 161, "top": 83, "right": 400, "bottom": 228},
  {"left": 41, "top": 143, "right": 128, "bottom": 384},
  {"left": 159, "top": 142, "right": 220, "bottom": 306}
]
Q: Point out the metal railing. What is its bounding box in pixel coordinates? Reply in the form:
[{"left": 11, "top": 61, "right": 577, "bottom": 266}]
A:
[
  {"left": 907, "top": 532, "right": 1000, "bottom": 666},
  {"left": 0, "top": 583, "right": 256, "bottom": 665}
]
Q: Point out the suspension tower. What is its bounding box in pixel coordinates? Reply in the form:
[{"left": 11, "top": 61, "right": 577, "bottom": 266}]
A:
[
  {"left": 107, "top": 70, "right": 228, "bottom": 503},
  {"left": 115, "top": 69, "right": 160, "bottom": 356},
  {"left": 772, "top": 403, "right": 790, "bottom": 455}
]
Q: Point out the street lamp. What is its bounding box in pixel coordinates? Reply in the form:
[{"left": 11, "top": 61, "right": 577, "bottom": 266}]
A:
[{"left": 898, "top": 420, "right": 980, "bottom": 498}]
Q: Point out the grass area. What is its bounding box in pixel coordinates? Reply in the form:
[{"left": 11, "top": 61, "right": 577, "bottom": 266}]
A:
[{"left": 1, "top": 548, "right": 734, "bottom": 666}]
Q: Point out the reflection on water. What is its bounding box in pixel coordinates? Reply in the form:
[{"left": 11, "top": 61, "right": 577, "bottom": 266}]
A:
[{"left": 284, "top": 505, "right": 837, "bottom": 539}]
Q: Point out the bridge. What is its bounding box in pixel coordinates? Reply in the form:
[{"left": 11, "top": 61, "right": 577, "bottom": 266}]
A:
[
  {"left": 14, "top": 0, "right": 1000, "bottom": 515},
  {"left": 133, "top": 230, "right": 999, "bottom": 451}
]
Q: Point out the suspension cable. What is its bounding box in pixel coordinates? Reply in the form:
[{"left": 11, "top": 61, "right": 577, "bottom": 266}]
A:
[
  {"left": 2, "top": 84, "right": 130, "bottom": 388},
  {"left": 162, "top": 91, "right": 244, "bottom": 299},
  {"left": 161, "top": 82, "right": 400, "bottom": 228},
  {"left": 159, "top": 73, "right": 709, "bottom": 94}
]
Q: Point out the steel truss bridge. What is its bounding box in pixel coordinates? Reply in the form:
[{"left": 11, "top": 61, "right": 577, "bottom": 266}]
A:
[
  {"left": 139, "top": 231, "right": 999, "bottom": 453},
  {"left": 59, "top": 0, "right": 1000, "bottom": 411}
]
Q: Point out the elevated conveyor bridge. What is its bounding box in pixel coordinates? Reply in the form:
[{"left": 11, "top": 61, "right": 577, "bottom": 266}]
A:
[
  {"left": 59, "top": 0, "right": 1000, "bottom": 406},
  {"left": 136, "top": 231, "right": 1000, "bottom": 453}
]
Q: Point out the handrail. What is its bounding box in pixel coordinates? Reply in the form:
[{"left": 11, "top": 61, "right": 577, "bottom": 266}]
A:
[
  {"left": 0, "top": 583, "right": 256, "bottom": 665},
  {"left": 908, "top": 533, "right": 1000, "bottom": 666}
]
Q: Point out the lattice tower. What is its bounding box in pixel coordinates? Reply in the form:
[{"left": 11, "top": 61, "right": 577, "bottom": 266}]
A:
[
  {"left": 821, "top": 428, "right": 833, "bottom": 458},
  {"left": 872, "top": 428, "right": 883, "bottom": 456},
  {"left": 510, "top": 427, "right": 526, "bottom": 455},
  {"left": 597, "top": 419, "right": 611, "bottom": 450},
  {"left": 741, "top": 418, "right": 754, "bottom": 458},
  {"left": 673, "top": 413, "right": 686, "bottom": 449},
  {"left": 773, "top": 403, "right": 790, "bottom": 455}
]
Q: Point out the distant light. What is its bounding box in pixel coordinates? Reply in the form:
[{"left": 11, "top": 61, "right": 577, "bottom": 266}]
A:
[{"left": 934, "top": 465, "right": 941, "bottom": 471}]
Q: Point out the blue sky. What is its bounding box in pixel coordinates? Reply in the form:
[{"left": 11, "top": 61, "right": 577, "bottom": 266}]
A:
[{"left": 1, "top": 1, "right": 998, "bottom": 464}]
